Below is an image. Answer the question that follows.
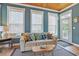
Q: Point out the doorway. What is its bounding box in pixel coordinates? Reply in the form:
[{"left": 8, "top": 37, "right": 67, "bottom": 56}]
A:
[{"left": 60, "top": 10, "right": 72, "bottom": 43}]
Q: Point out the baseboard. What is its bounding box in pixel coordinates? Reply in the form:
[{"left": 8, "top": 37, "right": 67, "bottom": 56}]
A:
[
  {"left": 71, "top": 43, "right": 79, "bottom": 47},
  {"left": 58, "top": 40, "right": 79, "bottom": 47}
]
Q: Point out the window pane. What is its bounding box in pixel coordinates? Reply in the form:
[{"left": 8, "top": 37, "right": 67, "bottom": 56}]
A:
[
  {"left": 49, "top": 15, "right": 56, "bottom": 25},
  {"left": 32, "top": 25, "right": 42, "bottom": 31},
  {"left": 49, "top": 25, "right": 55, "bottom": 33},
  {"left": 9, "top": 11, "right": 24, "bottom": 24},
  {"left": 31, "top": 10, "right": 43, "bottom": 33},
  {"left": 8, "top": 6, "right": 25, "bottom": 33},
  {"left": 32, "top": 14, "right": 42, "bottom": 24},
  {"left": 9, "top": 24, "right": 24, "bottom": 33},
  {"left": 48, "top": 13, "right": 58, "bottom": 35}
]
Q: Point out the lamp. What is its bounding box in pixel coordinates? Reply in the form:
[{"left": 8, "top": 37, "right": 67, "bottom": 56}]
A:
[
  {"left": 0, "top": 26, "right": 3, "bottom": 32},
  {"left": 1, "top": 26, "right": 9, "bottom": 39},
  {"left": 0, "top": 26, "right": 3, "bottom": 38}
]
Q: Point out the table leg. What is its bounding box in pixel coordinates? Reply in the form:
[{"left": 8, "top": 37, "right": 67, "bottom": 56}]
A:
[{"left": 9, "top": 40, "right": 13, "bottom": 48}]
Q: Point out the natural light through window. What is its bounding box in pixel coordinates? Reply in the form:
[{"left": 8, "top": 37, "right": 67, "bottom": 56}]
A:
[
  {"left": 7, "top": 6, "right": 25, "bottom": 33},
  {"left": 48, "top": 13, "right": 58, "bottom": 35},
  {"left": 31, "top": 10, "right": 43, "bottom": 33}
]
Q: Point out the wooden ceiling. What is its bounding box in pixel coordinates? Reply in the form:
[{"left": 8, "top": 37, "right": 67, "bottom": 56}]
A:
[{"left": 22, "top": 3, "right": 72, "bottom": 11}]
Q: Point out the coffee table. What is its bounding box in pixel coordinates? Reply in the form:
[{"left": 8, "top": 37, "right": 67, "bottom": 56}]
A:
[{"left": 32, "top": 45, "right": 55, "bottom": 56}]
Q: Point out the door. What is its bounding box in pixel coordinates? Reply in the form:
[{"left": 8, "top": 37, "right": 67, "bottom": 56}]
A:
[{"left": 60, "top": 10, "right": 72, "bottom": 43}]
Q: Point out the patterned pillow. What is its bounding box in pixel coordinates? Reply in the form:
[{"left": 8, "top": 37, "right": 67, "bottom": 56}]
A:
[
  {"left": 21, "top": 33, "right": 30, "bottom": 42},
  {"left": 47, "top": 33, "right": 52, "bottom": 39},
  {"left": 34, "top": 33, "right": 40, "bottom": 40},
  {"left": 30, "top": 34, "right": 35, "bottom": 41},
  {"left": 29, "top": 34, "right": 32, "bottom": 41},
  {"left": 41, "top": 33, "right": 47, "bottom": 40}
]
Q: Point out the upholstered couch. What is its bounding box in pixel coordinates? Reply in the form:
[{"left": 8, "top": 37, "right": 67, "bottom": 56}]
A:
[{"left": 20, "top": 33, "right": 57, "bottom": 52}]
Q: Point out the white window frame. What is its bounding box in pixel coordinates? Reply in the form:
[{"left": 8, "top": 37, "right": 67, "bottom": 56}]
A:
[
  {"left": 48, "top": 12, "right": 58, "bottom": 36},
  {"left": 30, "top": 10, "right": 43, "bottom": 33},
  {"left": 7, "top": 6, "right": 25, "bottom": 33},
  {"left": 60, "top": 10, "right": 72, "bottom": 43}
]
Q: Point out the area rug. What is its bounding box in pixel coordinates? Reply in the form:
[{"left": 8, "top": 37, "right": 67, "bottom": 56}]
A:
[
  {"left": 12, "top": 45, "right": 75, "bottom": 56},
  {"left": 58, "top": 40, "right": 72, "bottom": 47},
  {"left": 0, "top": 47, "right": 15, "bottom": 56}
]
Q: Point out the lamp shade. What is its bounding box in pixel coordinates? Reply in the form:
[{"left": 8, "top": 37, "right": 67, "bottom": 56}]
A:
[{"left": 0, "top": 26, "right": 3, "bottom": 32}]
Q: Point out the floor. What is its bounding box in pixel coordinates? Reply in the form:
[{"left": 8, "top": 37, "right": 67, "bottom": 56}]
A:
[
  {"left": 12, "top": 42, "right": 75, "bottom": 56},
  {"left": 0, "top": 44, "right": 19, "bottom": 56},
  {"left": 12, "top": 45, "right": 75, "bottom": 56},
  {"left": 65, "top": 46, "right": 79, "bottom": 55},
  {"left": 0, "top": 40, "right": 79, "bottom": 56},
  {"left": 58, "top": 40, "right": 72, "bottom": 47},
  {"left": 58, "top": 40, "right": 79, "bottom": 56},
  {"left": 0, "top": 45, "right": 15, "bottom": 56}
]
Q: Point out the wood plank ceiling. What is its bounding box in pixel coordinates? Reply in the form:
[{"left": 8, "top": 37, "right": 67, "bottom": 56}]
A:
[{"left": 22, "top": 3, "right": 72, "bottom": 11}]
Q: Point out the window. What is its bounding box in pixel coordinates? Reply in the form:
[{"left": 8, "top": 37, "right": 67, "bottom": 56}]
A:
[
  {"left": 60, "top": 10, "right": 72, "bottom": 40},
  {"left": 7, "top": 6, "right": 25, "bottom": 33},
  {"left": 31, "top": 10, "right": 43, "bottom": 33},
  {"left": 48, "top": 13, "right": 58, "bottom": 35}
]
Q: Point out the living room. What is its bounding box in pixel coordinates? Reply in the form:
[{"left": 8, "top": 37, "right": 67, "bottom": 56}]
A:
[{"left": 0, "top": 3, "right": 79, "bottom": 56}]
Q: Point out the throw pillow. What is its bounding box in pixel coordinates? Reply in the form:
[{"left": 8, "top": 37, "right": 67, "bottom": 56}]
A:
[
  {"left": 29, "top": 34, "right": 33, "bottom": 41},
  {"left": 41, "top": 33, "right": 47, "bottom": 40},
  {"left": 30, "top": 34, "right": 35, "bottom": 41},
  {"left": 47, "top": 32, "right": 52, "bottom": 39},
  {"left": 21, "top": 33, "right": 29, "bottom": 42},
  {"left": 34, "top": 33, "right": 40, "bottom": 40}
]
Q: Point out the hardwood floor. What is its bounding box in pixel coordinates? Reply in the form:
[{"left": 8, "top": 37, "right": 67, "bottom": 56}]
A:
[
  {"left": 65, "top": 45, "right": 79, "bottom": 56},
  {"left": 12, "top": 44, "right": 20, "bottom": 49},
  {"left": 0, "top": 44, "right": 19, "bottom": 56},
  {"left": 0, "top": 47, "right": 14, "bottom": 56}
]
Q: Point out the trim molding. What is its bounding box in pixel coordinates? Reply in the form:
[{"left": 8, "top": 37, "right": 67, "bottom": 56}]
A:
[
  {"left": 59, "top": 3, "right": 78, "bottom": 12},
  {"left": 72, "top": 43, "right": 79, "bottom": 47},
  {"left": 9, "top": 3, "right": 78, "bottom": 13},
  {"left": 9, "top": 3, "right": 60, "bottom": 13}
]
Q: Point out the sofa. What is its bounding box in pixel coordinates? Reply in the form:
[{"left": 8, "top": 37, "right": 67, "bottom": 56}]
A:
[{"left": 20, "top": 33, "right": 57, "bottom": 52}]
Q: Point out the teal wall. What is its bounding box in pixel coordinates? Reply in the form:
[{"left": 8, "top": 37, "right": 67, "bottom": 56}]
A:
[
  {"left": 72, "top": 4, "right": 79, "bottom": 44},
  {"left": 58, "top": 13, "right": 60, "bottom": 38},
  {"left": 0, "top": 3, "right": 60, "bottom": 38},
  {"left": 25, "top": 8, "right": 31, "bottom": 32},
  {"left": 1, "top": 4, "right": 7, "bottom": 26},
  {"left": 44, "top": 10, "right": 48, "bottom": 32}
]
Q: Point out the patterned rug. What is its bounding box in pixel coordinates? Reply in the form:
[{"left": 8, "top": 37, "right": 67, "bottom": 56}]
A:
[
  {"left": 12, "top": 45, "right": 75, "bottom": 56},
  {"left": 58, "top": 40, "right": 72, "bottom": 47}
]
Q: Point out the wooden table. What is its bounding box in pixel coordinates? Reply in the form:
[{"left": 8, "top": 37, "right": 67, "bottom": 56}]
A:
[
  {"left": 32, "top": 45, "right": 55, "bottom": 56},
  {"left": 0, "top": 38, "right": 12, "bottom": 48},
  {"left": 0, "top": 38, "right": 13, "bottom": 52}
]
